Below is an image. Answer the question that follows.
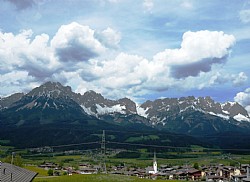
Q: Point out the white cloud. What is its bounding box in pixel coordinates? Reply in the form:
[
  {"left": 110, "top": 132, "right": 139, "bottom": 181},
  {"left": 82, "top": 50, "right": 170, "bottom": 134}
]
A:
[
  {"left": 76, "top": 31, "right": 236, "bottom": 98},
  {"left": 234, "top": 88, "right": 250, "bottom": 106},
  {"left": 239, "top": 9, "right": 250, "bottom": 23},
  {"left": 0, "top": 71, "right": 35, "bottom": 95},
  {"left": 51, "top": 22, "right": 106, "bottom": 63},
  {"left": 153, "top": 30, "right": 235, "bottom": 78},
  {"left": 234, "top": 88, "right": 250, "bottom": 114},
  {"left": 208, "top": 72, "right": 248, "bottom": 87},
  {"left": 81, "top": 52, "right": 150, "bottom": 88},
  {"left": 0, "top": 26, "right": 239, "bottom": 100},
  {"left": 95, "top": 27, "right": 121, "bottom": 48},
  {"left": 233, "top": 72, "right": 248, "bottom": 86},
  {"left": 0, "top": 22, "right": 121, "bottom": 96},
  {"left": 0, "top": 29, "right": 58, "bottom": 79},
  {"left": 0, "top": 29, "right": 33, "bottom": 71}
]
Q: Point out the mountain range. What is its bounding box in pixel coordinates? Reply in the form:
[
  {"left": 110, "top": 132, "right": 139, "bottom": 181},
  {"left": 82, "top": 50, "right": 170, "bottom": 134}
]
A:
[{"left": 1, "top": 81, "right": 250, "bottom": 150}]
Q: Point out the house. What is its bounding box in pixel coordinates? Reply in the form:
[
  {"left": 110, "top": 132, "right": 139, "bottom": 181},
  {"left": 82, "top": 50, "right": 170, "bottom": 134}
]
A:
[
  {"left": 174, "top": 170, "right": 187, "bottom": 180},
  {"left": 39, "top": 162, "right": 58, "bottom": 170},
  {"left": 0, "top": 162, "right": 37, "bottom": 182},
  {"left": 157, "top": 171, "right": 174, "bottom": 179},
  {"left": 186, "top": 169, "right": 202, "bottom": 181},
  {"left": 79, "top": 163, "right": 91, "bottom": 170}
]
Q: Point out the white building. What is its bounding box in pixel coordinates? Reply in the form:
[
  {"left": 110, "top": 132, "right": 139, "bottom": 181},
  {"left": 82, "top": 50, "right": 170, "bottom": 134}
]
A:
[{"left": 147, "top": 152, "right": 158, "bottom": 174}]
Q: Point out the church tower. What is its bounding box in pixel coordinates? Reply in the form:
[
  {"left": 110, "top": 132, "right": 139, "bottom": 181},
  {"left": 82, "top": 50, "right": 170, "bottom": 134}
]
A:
[{"left": 153, "top": 151, "right": 157, "bottom": 174}]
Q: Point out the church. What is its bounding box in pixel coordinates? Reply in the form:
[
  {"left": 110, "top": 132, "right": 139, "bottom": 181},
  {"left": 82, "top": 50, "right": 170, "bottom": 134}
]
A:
[{"left": 146, "top": 152, "right": 158, "bottom": 174}]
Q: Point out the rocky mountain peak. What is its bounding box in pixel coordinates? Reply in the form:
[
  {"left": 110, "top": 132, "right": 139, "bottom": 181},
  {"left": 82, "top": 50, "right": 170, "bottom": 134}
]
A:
[
  {"left": 222, "top": 102, "right": 248, "bottom": 117},
  {"left": 83, "top": 90, "right": 104, "bottom": 101},
  {"left": 26, "top": 81, "right": 74, "bottom": 98},
  {"left": 117, "top": 98, "right": 137, "bottom": 114},
  {"left": 137, "top": 96, "right": 250, "bottom": 125},
  {"left": 1, "top": 82, "right": 250, "bottom": 130}
]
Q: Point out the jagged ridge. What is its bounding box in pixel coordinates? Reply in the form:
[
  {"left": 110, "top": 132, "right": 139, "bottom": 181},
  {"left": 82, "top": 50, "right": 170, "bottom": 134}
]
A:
[{"left": 0, "top": 82, "right": 250, "bottom": 134}]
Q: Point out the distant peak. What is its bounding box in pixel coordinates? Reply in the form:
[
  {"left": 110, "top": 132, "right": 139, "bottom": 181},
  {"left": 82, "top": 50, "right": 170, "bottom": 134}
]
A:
[
  {"left": 83, "top": 90, "right": 104, "bottom": 99},
  {"left": 27, "top": 81, "right": 73, "bottom": 98},
  {"left": 85, "top": 90, "right": 97, "bottom": 94},
  {"left": 42, "top": 81, "right": 63, "bottom": 88},
  {"left": 118, "top": 97, "right": 133, "bottom": 102}
]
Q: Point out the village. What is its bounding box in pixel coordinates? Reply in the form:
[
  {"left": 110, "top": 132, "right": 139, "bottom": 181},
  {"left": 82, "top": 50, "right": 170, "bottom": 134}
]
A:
[{"left": 36, "top": 153, "right": 250, "bottom": 182}]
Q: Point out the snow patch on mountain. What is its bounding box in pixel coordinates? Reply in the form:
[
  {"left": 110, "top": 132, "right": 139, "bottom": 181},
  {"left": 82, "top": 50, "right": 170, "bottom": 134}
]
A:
[
  {"left": 81, "top": 105, "right": 97, "bottom": 116},
  {"left": 208, "top": 112, "right": 230, "bottom": 120},
  {"left": 136, "top": 105, "right": 149, "bottom": 118},
  {"left": 159, "top": 117, "right": 166, "bottom": 126},
  {"left": 222, "top": 110, "right": 229, "bottom": 115},
  {"left": 96, "top": 104, "right": 126, "bottom": 115},
  {"left": 233, "top": 113, "right": 250, "bottom": 122}
]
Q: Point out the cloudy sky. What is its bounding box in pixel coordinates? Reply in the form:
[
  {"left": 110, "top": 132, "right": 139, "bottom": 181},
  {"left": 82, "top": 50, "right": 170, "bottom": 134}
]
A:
[{"left": 0, "top": 0, "right": 250, "bottom": 111}]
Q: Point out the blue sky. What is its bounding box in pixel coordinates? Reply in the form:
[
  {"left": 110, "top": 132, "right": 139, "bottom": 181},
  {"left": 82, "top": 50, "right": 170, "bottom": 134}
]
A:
[{"left": 0, "top": 0, "right": 250, "bottom": 112}]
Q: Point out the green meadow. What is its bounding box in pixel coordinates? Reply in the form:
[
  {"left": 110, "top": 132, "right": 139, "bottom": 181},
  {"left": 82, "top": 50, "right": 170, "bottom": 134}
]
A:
[{"left": 33, "top": 174, "right": 180, "bottom": 182}]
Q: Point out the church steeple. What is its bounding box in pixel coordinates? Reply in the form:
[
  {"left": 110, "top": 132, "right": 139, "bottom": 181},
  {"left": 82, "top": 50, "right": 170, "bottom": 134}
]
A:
[{"left": 153, "top": 151, "right": 157, "bottom": 174}]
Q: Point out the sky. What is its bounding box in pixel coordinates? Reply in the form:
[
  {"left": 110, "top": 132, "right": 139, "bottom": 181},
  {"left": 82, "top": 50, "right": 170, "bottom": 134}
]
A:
[{"left": 0, "top": 0, "right": 250, "bottom": 112}]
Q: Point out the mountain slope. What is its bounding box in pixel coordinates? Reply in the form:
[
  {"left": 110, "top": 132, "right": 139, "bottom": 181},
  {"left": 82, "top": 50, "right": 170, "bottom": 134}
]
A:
[
  {"left": 1, "top": 81, "right": 250, "bottom": 139},
  {"left": 0, "top": 93, "right": 24, "bottom": 110},
  {"left": 0, "top": 82, "right": 91, "bottom": 126}
]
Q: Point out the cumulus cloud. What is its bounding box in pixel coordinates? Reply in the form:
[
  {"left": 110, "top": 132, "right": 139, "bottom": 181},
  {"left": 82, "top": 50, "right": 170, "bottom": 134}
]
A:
[
  {"left": 153, "top": 30, "right": 235, "bottom": 79},
  {"left": 80, "top": 53, "right": 150, "bottom": 87},
  {"left": 239, "top": 9, "right": 250, "bottom": 23},
  {"left": 0, "top": 26, "right": 239, "bottom": 100},
  {"left": 209, "top": 72, "right": 248, "bottom": 87},
  {"left": 232, "top": 72, "right": 248, "bottom": 86},
  {"left": 0, "top": 71, "right": 35, "bottom": 95},
  {"left": 0, "top": 29, "right": 58, "bottom": 80},
  {"left": 234, "top": 88, "right": 250, "bottom": 114},
  {"left": 51, "top": 22, "right": 106, "bottom": 63},
  {"left": 95, "top": 27, "right": 121, "bottom": 48},
  {"left": 0, "top": 22, "right": 119, "bottom": 95}
]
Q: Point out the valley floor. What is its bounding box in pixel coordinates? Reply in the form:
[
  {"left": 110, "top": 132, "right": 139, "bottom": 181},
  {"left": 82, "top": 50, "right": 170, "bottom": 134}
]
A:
[{"left": 33, "top": 174, "right": 180, "bottom": 182}]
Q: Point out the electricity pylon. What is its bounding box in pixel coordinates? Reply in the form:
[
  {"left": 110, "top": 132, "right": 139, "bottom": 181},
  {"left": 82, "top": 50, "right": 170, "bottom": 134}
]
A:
[{"left": 101, "top": 130, "right": 107, "bottom": 173}]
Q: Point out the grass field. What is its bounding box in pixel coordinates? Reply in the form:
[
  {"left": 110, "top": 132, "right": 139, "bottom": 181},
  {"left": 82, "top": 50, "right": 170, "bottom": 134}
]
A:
[
  {"left": 25, "top": 166, "right": 49, "bottom": 177},
  {"left": 20, "top": 153, "right": 250, "bottom": 169},
  {"left": 34, "top": 174, "right": 180, "bottom": 182}
]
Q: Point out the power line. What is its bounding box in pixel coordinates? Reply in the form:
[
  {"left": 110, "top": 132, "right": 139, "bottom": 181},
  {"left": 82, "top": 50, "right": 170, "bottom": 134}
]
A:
[
  {"left": 50, "top": 141, "right": 99, "bottom": 148},
  {"left": 10, "top": 139, "right": 250, "bottom": 153},
  {"left": 103, "top": 129, "right": 250, "bottom": 138},
  {"left": 106, "top": 141, "right": 250, "bottom": 152},
  {"left": 107, "top": 141, "right": 192, "bottom": 149}
]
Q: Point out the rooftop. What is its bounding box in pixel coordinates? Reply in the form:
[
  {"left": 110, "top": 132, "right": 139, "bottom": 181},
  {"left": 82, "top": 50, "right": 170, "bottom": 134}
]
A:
[{"left": 0, "top": 162, "right": 37, "bottom": 182}]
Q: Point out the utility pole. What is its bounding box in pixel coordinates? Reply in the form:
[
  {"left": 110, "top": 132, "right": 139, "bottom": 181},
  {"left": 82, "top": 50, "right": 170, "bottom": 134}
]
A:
[
  {"left": 101, "top": 130, "right": 106, "bottom": 155},
  {"left": 11, "top": 152, "right": 14, "bottom": 165},
  {"left": 101, "top": 130, "right": 107, "bottom": 173}
]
